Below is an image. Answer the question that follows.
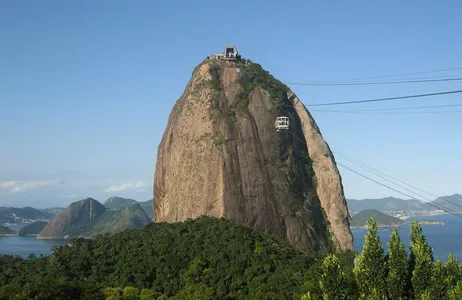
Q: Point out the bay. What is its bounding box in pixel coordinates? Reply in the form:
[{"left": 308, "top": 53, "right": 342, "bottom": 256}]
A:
[
  {"left": 352, "top": 213, "right": 462, "bottom": 262},
  {"left": 0, "top": 236, "right": 68, "bottom": 258},
  {"left": 0, "top": 213, "right": 461, "bottom": 261}
]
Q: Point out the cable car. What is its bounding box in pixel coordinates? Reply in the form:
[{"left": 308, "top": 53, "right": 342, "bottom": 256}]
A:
[{"left": 275, "top": 116, "right": 290, "bottom": 131}]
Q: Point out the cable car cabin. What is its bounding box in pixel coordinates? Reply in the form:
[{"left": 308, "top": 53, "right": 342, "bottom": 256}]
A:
[{"left": 275, "top": 117, "right": 290, "bottom": 131}]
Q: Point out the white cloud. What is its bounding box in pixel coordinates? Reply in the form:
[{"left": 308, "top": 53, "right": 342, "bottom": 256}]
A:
[
  {"left": 105, "top": 180, "right": 148, "bottom": 193},
  {"left": 0, "top": 179, "right": 62, "bottom": 193}
]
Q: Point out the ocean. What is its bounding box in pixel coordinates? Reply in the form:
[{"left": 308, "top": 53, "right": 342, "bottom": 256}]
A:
[
  {"left": 352, "top": 213, "right": 462, "bottom": 262},
  {"left": 0, "top": 236, "right": 68, "bottom": 258},
  {"left": 0, "top": 213, "right": 461, "bottom": 261}
]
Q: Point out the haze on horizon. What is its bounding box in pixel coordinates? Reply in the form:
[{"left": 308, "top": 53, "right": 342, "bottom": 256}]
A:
[{"left": 1, "top": 0, "right": 461, "bottom": 208}]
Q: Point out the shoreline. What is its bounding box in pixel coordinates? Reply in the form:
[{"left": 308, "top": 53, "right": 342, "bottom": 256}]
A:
[
  {"left": 351, "top": 220, "right": 444, "bottom": 230},
  {"left": 398, "top": 211, "right": 449, "bottom": 220},
  {"left": 1, "top": 234, "right": 51, "bottom": 237}
]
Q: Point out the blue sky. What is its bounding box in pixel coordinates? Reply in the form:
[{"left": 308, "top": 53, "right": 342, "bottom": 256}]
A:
[{"left": 1, "top": 0, "right": 461, "bottom": 208}]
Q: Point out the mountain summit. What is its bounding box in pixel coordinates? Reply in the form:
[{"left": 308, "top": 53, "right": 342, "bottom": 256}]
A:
[{"left": 153, "top": 47, "right": 353, "bottom": 252}]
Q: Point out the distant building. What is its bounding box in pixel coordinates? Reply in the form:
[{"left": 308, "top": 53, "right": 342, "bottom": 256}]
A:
[
  {"left": 208, "top": 45, "right": 250, "bottom": 64},
  {"left": 222, "top": 45, "right": 238, "bottom": 60}
]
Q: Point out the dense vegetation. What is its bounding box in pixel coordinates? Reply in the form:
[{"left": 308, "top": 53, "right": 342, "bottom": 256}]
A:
[
  {"left": 237, "top": 62, "right": 289, "bottom": 112},
  {"left": 0, "top": 216, "right": 461, "bottom": 299},
  {"left": 0, "top": 216, "right": 354, "bottom": 299},
  {"left": 351, "top": 209, "right": 405, "bottom": 227},
  {"left": 302, "top": 218, "right": 462, "bottom": 300}
]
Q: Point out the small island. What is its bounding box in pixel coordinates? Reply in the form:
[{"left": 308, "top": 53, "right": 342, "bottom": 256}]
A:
[
  {"left": 351, "top": 209, "right": 405, "bottom": 228},
  {"left": 411, "top": 220, "right": 444, "bottom": 226},
  {"left": 351, "top": 209, "right": 445, "bottom": 229}
]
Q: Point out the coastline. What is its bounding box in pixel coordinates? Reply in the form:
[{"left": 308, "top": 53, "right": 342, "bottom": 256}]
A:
[
  {"left": 0, "top": 234, "right": 41, "bottom": 237},
  {"left": 351, "top": 219, "right": 444, "bottom": 230},
  {"left": 398, "top": 211, "right": 449, "bottom": 220}
]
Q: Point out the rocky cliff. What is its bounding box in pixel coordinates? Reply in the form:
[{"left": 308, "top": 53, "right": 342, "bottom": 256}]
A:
[{"left": 153, "top": 57, "right": 353, "bottom": 252}]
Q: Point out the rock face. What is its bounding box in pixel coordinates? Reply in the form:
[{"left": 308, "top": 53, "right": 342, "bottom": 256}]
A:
[{"left": 153, "top": 58, "right": 353, "bottom": 252}]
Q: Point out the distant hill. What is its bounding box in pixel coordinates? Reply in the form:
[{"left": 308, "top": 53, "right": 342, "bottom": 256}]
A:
[
  {"left": 431, "top": 194, "right": 462, "bottom": 212},
  {"left": 18, "top": 221, "right": 48, "bottom": 236},
  {"left": 38, "top": 198, "right": 107, "bottom": 239},
  {"left": 0, "top": 224, "right": 15, "bottom": 235},
  {"left": 138, "top": 199, "right": 153, "bottom": 219},
  {"left": 0, "top": 206, "right": 48, "bottom": 223},
  {"left": 103, "top": 197, "right": 154, "bottom": 219},
  {"left": 38, "top": 198, "right": 152, "bottom": 239},
  {"left": 351, "top": 209, "right": 406, "bottom": 227},
  {"left": 104, "top": 196, "right": 138, "bottom": 210},
  {"left": 40, "top": 207, "right": 65, "bottom": 218},
  {"left": 91, "top": 203, "right": 152, "bottom": 236},
  {"left": 347, "top": 197, "right": 431, "bottom": 212}
]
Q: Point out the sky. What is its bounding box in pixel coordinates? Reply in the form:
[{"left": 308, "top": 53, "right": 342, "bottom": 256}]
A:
[{"left": 1, "top": 0, "right": 461, "bottom": 208}]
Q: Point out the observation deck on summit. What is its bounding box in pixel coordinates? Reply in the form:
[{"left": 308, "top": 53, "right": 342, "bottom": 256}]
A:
[
  {"left": 208, "top": 45, "right": 249, "bottom": 63},
  {"left": 223, "top": 45, "right": 238, "bottom": 60}
]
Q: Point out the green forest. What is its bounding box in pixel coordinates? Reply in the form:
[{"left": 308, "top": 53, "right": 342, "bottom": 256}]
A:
[{"left": 0, "top": 216, "right": 461, "bottom": 299}]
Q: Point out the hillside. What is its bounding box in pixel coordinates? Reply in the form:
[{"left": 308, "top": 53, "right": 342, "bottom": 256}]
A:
[
  {"left": 0, "top": 206, "right": 48, "bottom": 223},
  {"left": 351, "top": 209, "right": 406, "bottom": 227},
  {"left": 0, "top": 224, "right": 15, "bottom": 235},
  {"left": 0, "top": 216, "right": 356, "bottom": 299},
  {"left": 138, "top": 199, "right": 153, "bottom": 218},
  {"left": 153, "top": 52, "right": 353, "bottom": 252},
  {"left": 103, "top": 197, "right": 154, "bottom": 219},
  {"left": 90, "top": 203, "right": 152, "bottom": 235},
  {"left": 18, "top": 221, "right": 47, "bottom": 236},
  {"left": 38, "top": 198, "right": 107, "bottom": 239},
  {"left": 40, "top": 207, "right": 64, "bottom": 218},
  {"left": 431, "top": 194, "right": 462, "bottom": 212},
  {"left": 38, "top": 198, "right": 151, "bottom": 239},
  {"left": 347, "top": 197, "right": 430, "bottom": 212},
  {"left": 104, "top": 196, "right": 138, "bottom": 210}
]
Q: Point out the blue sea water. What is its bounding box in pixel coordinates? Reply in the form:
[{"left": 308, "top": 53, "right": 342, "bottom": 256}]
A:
[
  {"left": 352, "top": 213, "right": 462, "bottom": 262},
  {"left": 0, "top": 214, "right": 461, "bottom": 261},
  {"left": 0, "top": 236, "right": 68, "bottom": 258}
]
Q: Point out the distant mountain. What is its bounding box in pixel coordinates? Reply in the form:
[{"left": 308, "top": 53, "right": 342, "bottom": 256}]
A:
[
  {"left": 18, "top": 221, "right": 48, "bottom": 236},
  {"left": 104, "top": 196, "right": 138, "bottom": 210},
  {"left": 38, "top": 198, "right": 107, "bottom": 239},
  {"left": 40, "top": 207, "right": 65, "bottom": 218},
  {"left": 90, "top": 203, "right": 152, "bottom": 236},
  {"left": 38, "top": 198, "right": 152, "bottom": 239},
  {"left": 431, "top": 194, "right": 462, "bottom": 212},
  {"left": 138, "top": 199, "right": 153, "bottom": 219},
  {"left": 351, "top": 209, "right": 405, "bottom": 227},
  {"left": 0, "top": 206, "right": 48, "bottom": 223},
  {"left": 347, "top": 197, "right": 431, "bottom": 212},
  {"left": 103, "top": 196, "right": 154, "bottom": 219}
]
